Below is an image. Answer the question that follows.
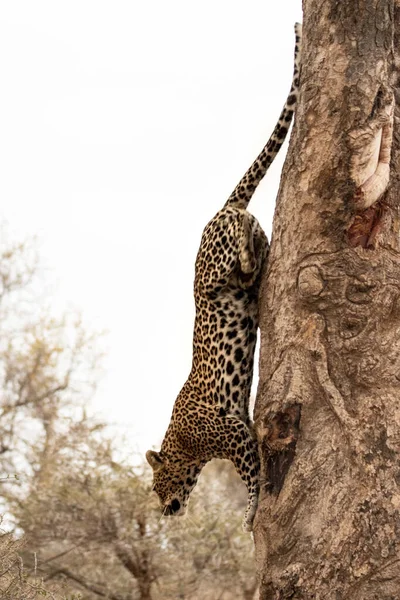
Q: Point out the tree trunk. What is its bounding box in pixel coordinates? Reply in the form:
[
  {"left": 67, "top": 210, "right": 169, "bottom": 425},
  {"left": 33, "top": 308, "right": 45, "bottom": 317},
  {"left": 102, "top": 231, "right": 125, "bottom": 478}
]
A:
[{"left": 254, "top": 1, "right": 400, "bottom": 598}]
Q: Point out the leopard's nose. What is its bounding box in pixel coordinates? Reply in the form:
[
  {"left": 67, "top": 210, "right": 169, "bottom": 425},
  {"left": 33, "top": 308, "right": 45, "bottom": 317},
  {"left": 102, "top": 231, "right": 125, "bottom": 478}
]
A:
[
  {"left": 170, "top": 499, "right": 181, "bottom": 512},
  {"left": 165, "top": 498, "right": 181, "bottom": 515}
]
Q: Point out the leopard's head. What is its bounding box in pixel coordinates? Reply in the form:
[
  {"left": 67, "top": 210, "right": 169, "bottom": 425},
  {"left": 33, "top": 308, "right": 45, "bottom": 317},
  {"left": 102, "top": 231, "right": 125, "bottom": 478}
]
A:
[{"left": 146, "top": 450, "right": 201, "bottom": 517}]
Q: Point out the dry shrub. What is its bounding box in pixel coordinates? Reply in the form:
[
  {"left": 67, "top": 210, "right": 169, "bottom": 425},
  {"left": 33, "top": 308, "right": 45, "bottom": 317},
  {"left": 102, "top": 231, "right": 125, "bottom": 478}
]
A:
[{"left": 0, "top": 527, "right": 74, "bottom": 600}]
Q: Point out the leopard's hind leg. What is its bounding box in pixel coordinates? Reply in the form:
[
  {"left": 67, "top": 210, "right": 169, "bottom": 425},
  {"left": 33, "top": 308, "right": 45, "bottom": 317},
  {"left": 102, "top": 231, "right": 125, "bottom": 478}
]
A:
[
  {"left": 238, "top": 214, "right": 268, "bottom": 289},
  {"left": 239, "top": 213, "right": 257, "bottom": 275}
]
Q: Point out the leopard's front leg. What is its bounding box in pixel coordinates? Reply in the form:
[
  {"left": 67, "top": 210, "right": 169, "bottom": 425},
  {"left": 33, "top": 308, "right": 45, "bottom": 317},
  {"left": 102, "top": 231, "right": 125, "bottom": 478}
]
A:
[{"left": 216, "top": 414, "right": 260, "bottom": 532}]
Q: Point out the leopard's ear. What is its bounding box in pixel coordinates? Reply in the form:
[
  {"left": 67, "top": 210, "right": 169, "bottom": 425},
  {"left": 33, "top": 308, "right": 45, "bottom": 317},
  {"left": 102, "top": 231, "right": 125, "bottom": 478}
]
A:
[{"left": 146, "top": 450, "right": 165, "bottom": 472}]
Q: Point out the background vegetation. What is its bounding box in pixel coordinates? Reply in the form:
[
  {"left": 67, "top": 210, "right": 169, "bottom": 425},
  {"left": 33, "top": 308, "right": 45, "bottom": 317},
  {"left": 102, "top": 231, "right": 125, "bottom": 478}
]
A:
[{"left": 0, "top": 230, "right": 256, "bottom": 600}]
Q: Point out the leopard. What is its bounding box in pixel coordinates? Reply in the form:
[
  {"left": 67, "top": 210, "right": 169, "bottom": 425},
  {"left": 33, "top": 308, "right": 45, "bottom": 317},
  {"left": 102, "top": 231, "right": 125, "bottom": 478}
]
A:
[{"left": 147, "top": 23, "right": 302, "bottom": 532}]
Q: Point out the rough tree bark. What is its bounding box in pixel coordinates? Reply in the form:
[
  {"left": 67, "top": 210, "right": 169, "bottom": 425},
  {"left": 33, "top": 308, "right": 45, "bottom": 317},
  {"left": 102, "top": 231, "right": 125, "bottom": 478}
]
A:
[{"left": 254, "top": 1, "right": 400, "bottom": 598}]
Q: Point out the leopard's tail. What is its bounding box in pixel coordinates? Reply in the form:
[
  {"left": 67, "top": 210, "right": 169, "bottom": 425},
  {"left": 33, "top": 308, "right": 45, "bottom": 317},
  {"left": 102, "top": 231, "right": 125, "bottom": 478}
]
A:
[{"left": 225, "top": 23, "right": 302, "bottom": 210}]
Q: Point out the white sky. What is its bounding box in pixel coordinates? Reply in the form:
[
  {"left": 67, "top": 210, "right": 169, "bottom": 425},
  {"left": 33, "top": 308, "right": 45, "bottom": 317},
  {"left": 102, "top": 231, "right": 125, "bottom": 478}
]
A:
[{"left": 0, "top": 1, "right": 302, "bottom": 457}]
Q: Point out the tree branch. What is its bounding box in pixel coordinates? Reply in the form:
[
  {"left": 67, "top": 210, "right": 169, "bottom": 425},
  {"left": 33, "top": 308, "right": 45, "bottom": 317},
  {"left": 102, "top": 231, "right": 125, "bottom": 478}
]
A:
[
  {"left": 45, "top": 566, "right": 129, "bottom": 600},
  {"left": 114, "top": 541, "right": 141, "bottom": 579}
]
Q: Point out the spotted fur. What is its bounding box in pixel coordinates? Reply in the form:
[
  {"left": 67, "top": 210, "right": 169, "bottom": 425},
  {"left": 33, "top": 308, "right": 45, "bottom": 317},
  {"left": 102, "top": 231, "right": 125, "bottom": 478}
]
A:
[{"left": 147, "top": 24, "right": 301, "bottom": 532}]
